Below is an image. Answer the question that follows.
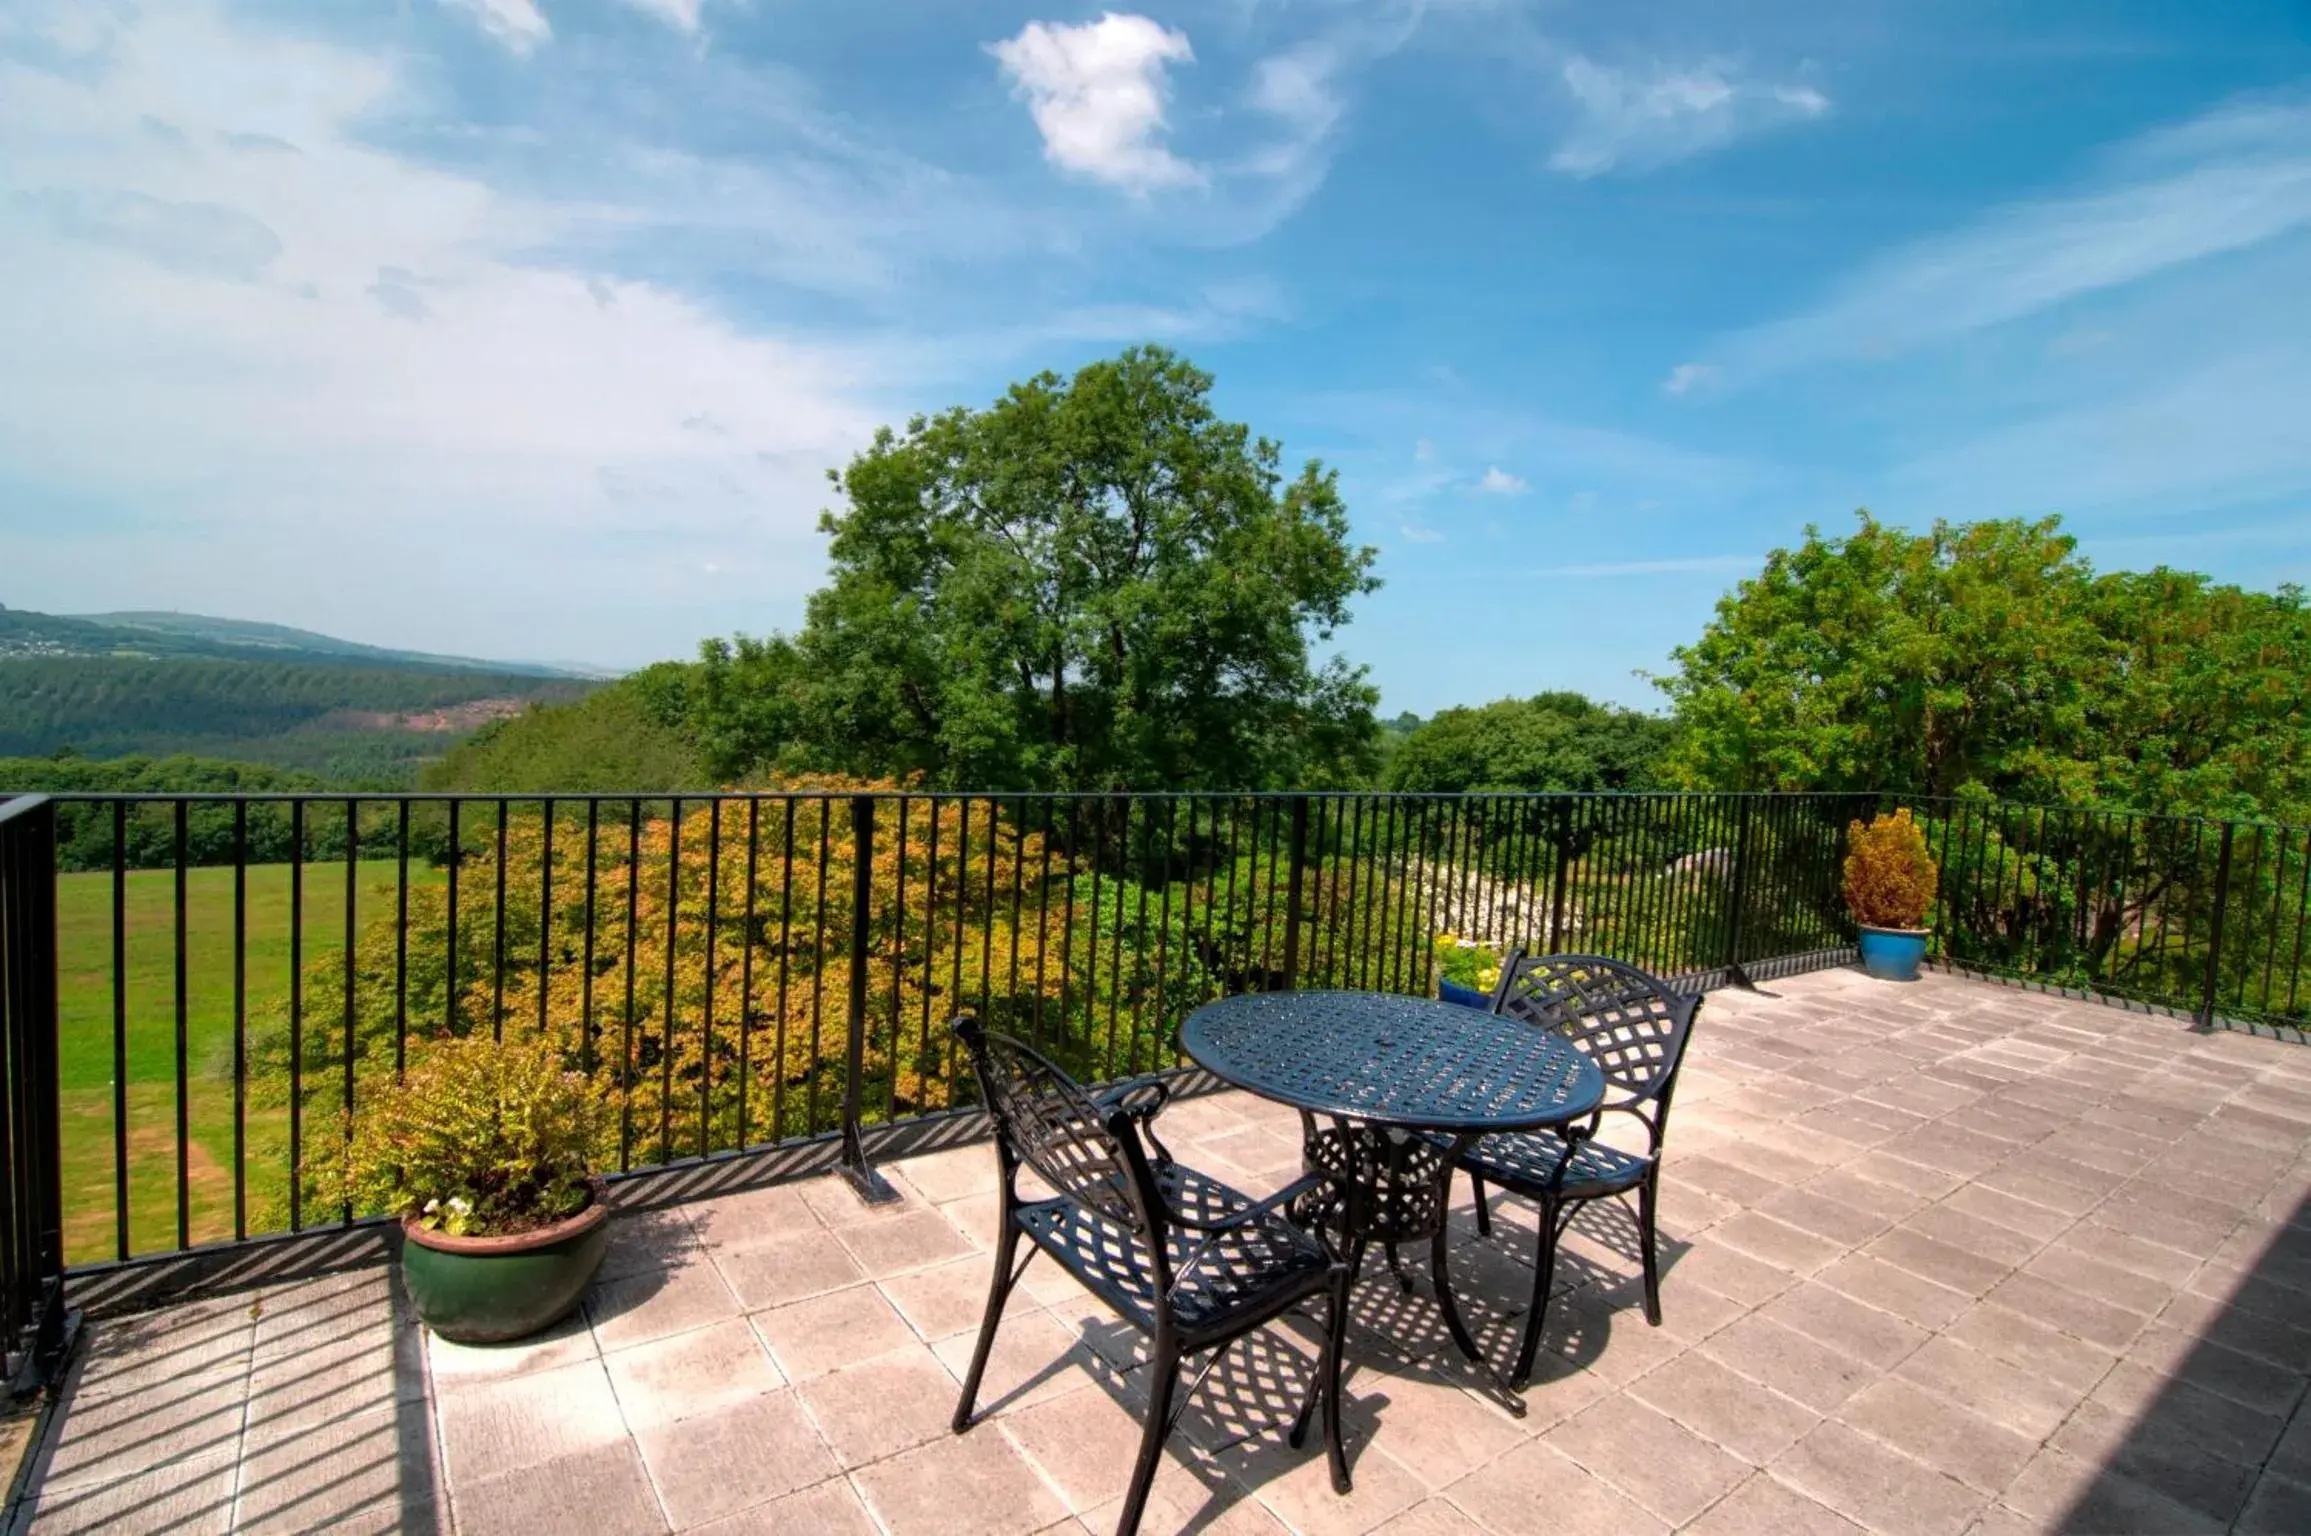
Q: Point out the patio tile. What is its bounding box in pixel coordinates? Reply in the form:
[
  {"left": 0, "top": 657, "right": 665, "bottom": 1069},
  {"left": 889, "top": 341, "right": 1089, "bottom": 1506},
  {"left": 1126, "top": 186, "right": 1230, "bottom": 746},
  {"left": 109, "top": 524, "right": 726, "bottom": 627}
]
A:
[
  {"left": 683, "top": 1182, "right": 819, "bottom": 1249},
  {"left": 1891, "top": 1336, "right": 2084, "bottom": 1441},
  {"left": 2238, "top": 1471, "right": 2311, "bottom": 1535},
  {"left": 2131, "top": 1323, "right": 2307, "bottom": 1415},
  {"left": 708, "top": 1226, "right": 868, "bottom": 1311},
  {"left": 1812, "top": 1253, "right": 1972, "bottom": 1331},
  {"left": 1628, "top": 1349, "right": 1823, "bottom": 1464},
  {"left": 2042, "top": 1220, "right": 2202, "bottom": 1286},
  {"left": 1665, "top": 1239, "right": 1801, "bottom": 1307},
  {"left": 1754, "top": 1188, "right": 1894, "bottom": 1248},
  {"left": 1682, "top": 1472, "right": 1865, "bottom": 1535},
  {"left": 933, "top": 1303, "right": 1109, "bottom": 1419},
  {"left": 23, "top": 1450, "right": 241, "bottom": 1536},
  {"left": 2047, "top": 1397, "right": 2261, "bottom": 1525},
  {"left": 40, "top": 1374, "right": 245, "bottom": 1492},
  {"left": 1771, "top": 1420, "right": 1986, "bottom": 1536},
  {"left": 998, "top": 1378, "right": 1169, "bottom": 1512},
  {"left": 2013, "top": 1244, "right": 2174, "bottom": 1320},
  {"left": 1543, "top": 1392, "right": 1749, "bottom": 1525},
  {"left": 1338, "top": 1362, "right": 1529, "bottom": 1490},
  {"left": 1759, "top": 1282, "right": 1931, "bottom": 1370},
  {"left": 434, "top": 1357, "right": 627, "bottom": 1484},
  {"left": 604, "top": 1316, "right": 784, "bottom": 1431},
  {"left": 1837, "top": 1378, "right": 2035, "bottom": 1493},
  {"left": 633, "top": 1387, "right": 837, "bottom": 1529},
  {"left": 754, "top": 1283, "right": 917, "bottom": 1381},
  {"left": 1230, "top": 1425, "right": 1429, "bottom": 1536},
  {"left": 586, "top": 1258, "right": 744, "bottom": 1353},
  {"left": 685, "top": 1478, "right": 880, "bottom": 1533},
  {"left": 232, "top": 1406, "right": 438, "bottom": 1535},
  {"left": 896, "top": 1143, "right": 1001, "bottom": 1203},
  {"left": 799, "top": 1170, "right": 928, "bottom": 1229},
  {"left": 426, "top": 1309, "right": 597, "bottom": 1387},
  {"left": 452, "top": 1442, "right": 663, "bottom": 1536},
  {"left": 832, "top": 1207, "right": 979, "bottom": 1278},
  {"left": 595, "top": 1206, "right": 705, "bottom": 1284},
  {"left": 796, "top": 1344, "right": 962, "bottom": 1468},
  {"left": 1861, "top": 1227, "right": 2011, "bottom": 1298},
  {"left": 1444, "top": 1439, "right": 1669, "bottom": 1536},
  {"left": 880, "top": 1253, "right": 1003, "bottom": 1343},
  {"left": 1999, "top": 1446, "right": 2222, "bottom": 1535},
  {"left": 853, "top": 1427, "right": 1070, "bottom": 1536},
  {"left": 1378, "top": 1498, "right": 1489, "bottom": 1535},
  {"left": 1699, "top": 1315, "right": 1878, "bottom": 1414}
]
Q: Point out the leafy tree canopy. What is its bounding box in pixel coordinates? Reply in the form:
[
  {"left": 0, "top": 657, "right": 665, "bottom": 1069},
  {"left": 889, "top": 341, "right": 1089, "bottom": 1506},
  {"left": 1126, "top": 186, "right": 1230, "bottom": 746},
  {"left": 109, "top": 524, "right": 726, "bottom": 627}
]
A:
[
  {"left": 708, "top": 347, "right": 1381, "bottom": 792},
  {"left": 1383, "top": 692, "right": 1677, "bottom": 794},
  {"left": 1659, "top": 512, "right": 2311, "bottom": 820},
  {"left": 421, "top": 671, "right": 705, "bottom": 794}
]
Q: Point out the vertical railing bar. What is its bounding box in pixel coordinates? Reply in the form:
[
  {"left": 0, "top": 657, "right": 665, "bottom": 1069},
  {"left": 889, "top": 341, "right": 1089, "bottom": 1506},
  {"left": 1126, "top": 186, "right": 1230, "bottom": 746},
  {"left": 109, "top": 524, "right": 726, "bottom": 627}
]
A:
[
  {"left": 286, "top": 798, "right": 303, "bottom": 1235},
  {"left": 581, "top": 801, "right": 599, "bottom": 1079},
  {"left": 1217, "top": 797, "right": 1242, "bottom": 991},
  {"left": 978, "top": 798, "right": 999, "bottom": 1034},
  {"left": 885, "top": 796, "right": 909, "bottom": 1123},
  {"left": 110, "top": 801, "right": 128, "bottom": 1261},
  {"left": 944, "top": 798, "right": 967, "bottom": 1108},
  {"left": 702, "top": 798, "right": 721, "bottom": 1157},
  {"left": 660, "top": 798, "right": 682, "bottom": 1164},
  {"left": 1152, "top": 799, "right": 1178, "bottom": 1068},
  {"left": 492, "top": 801, "right": 508, "bottom": 1039},
  {"left": 620, "top": 801, "right": 641, "bottom": 1170},
  {"left": 838, "top": 796, "right": 894, "bottom": 1201},
  {"left": 394, "top": 801, "right": 410, "bottom": 1076},
  {"left": 1259, "top": 798, "right": 1284, "bottom": 987},
  {"left": 736, "top": 796, "right": 758, "bottom": 1146},
  {"left": 1004, "top": 799, "right": 1026, "bottom": 1026},
  {"left": 537, "top": 801, "right": 555, "bottom": 1038},
  {"left": 445, "top": 799, "right": 461, "bottom": 1034},
  {"left": 808, "top": 800, "right": 832, "bottom": 1138},
  {"left": 1030, "top": 799, "right": 1056, "bottom": 1055},
  {"left": 916, "top": 797, "right": 939, "bottom": 1115},
  {"left": 1107, "top": 801, "right": 1134, "bottom": 1073},
  {"left": 2286, "top": 823, "right": 2311, "bottom": 1020},
  {"left": 341, "top": 801, "right": 358, "bottom": 1226},
  {"left": 1127, "top": 800, "right": 1157, "bottom": 1072},
  {"left": 1055, "top": 801, "right": 1081, "bottom": 1070},
  {"left": 173, "top": 800, "right": 190, "bottom": 1250},
  {"left": 1091, "top": 802, "right": 1116, "bottom": 1071},
  {"left": 774, "top": 798, "right": 797, "bottom": 1142},
  {"left": 232, "top": 801, "right": 248, "bottom": 1245}
]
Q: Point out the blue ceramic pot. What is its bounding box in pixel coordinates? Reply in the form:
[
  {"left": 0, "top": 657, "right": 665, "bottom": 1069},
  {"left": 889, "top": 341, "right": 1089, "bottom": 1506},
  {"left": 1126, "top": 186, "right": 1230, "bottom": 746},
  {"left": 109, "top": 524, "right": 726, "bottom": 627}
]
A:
[
  {"left": 1857, "top": 926, "right": 1928, "bottom": 982},
  {"left": 1437, "top": 979, "right": 1491, "bottom": 1010}
]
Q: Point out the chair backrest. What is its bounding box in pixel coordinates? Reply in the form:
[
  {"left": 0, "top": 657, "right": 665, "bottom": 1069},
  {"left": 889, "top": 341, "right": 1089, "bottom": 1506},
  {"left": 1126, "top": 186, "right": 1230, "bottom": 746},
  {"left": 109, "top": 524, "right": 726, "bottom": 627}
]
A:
[
  {"left": 951, "top": 1014, "right": 1155, "bottom": 1235},
  {"left": 1489, "top": 952, "right": 1701, "bottom": 1135}
]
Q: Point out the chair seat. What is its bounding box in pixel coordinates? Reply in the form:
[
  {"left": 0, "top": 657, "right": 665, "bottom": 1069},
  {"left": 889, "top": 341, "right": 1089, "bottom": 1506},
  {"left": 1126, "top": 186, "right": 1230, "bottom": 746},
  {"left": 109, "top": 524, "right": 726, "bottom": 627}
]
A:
[
  {"left": 1456, "top": 1129, "right": 1653, "bottom": 1200},
  {"left": 1017, "top": 1161, "right": 1332, "bottom": 1337}
]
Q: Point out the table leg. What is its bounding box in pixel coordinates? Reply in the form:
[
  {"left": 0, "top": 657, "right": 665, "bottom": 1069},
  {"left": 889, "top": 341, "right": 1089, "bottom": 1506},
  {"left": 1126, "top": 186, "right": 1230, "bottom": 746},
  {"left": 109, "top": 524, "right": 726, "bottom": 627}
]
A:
[{"left": 1431, "top": 1142, "right": 1528, "bottom": 1417}]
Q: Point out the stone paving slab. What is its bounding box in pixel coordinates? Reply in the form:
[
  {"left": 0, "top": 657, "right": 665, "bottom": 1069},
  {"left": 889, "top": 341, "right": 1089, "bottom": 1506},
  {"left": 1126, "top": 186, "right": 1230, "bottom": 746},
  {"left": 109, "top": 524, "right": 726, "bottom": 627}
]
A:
[{"left": 22, "top": 967, "right": 2311, "bottom": 1533}]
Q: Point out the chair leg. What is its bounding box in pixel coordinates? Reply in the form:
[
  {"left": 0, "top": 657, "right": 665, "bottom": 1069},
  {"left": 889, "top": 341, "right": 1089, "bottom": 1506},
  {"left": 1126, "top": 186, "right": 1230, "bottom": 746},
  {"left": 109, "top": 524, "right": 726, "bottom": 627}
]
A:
[
  {"left": 952, "top": 1221, "right": 1021, "bottom": 1433},
  {"left": 1117, "top": 1342, "right": 1181, "bottom": 1536},
  {"left": 1511, "top": 1200, "right": 1563, "bottom": 1388},
  {"left": 1470, "top": 1171, "right": 1492, "bottom": 1238},
  {"left": 1322, "top": 1262, "right": 1354, "bottom": 1494},
  {"left": 1638, "top": 1173, "right": 1663, "bottom": 1327},
  {"left": 1385, "top": 1241, "right": 1413, "bottom": 1294}
]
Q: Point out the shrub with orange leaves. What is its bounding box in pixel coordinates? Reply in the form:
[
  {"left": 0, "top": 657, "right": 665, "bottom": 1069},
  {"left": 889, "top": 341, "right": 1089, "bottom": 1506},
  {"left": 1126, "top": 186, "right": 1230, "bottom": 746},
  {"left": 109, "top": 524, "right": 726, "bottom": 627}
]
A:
[{"left": 1843, "top": 809, "right": 1938, "bottom": 930}]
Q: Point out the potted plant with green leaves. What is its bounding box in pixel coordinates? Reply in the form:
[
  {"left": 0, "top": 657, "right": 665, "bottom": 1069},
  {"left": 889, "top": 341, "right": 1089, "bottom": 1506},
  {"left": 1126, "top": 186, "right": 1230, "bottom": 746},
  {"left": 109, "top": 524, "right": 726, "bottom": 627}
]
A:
[
  {"left": 326, "top": 1031, "right": 613, "bottom": 1343},
  {"left": 1433, "top": 933, "right": 1504, "bottom": 1009},
  {"left": 1845, "top": 808, "right": 1939, "bottom": 982}
]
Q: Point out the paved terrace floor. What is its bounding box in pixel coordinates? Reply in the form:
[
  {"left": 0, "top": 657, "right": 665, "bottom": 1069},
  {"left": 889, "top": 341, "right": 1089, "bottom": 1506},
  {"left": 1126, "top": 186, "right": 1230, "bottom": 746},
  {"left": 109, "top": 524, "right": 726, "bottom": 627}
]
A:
[{"left": 21, "top": 969, "right": 2311, "bottom": 1535}]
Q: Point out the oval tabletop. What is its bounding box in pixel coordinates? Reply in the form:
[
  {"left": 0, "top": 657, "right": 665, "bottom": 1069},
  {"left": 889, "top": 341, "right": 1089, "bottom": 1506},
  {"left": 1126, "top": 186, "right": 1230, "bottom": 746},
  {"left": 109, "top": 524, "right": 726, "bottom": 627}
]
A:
[{"left": 1178, "top": 990, "right": 1606, "bottom": 1134}]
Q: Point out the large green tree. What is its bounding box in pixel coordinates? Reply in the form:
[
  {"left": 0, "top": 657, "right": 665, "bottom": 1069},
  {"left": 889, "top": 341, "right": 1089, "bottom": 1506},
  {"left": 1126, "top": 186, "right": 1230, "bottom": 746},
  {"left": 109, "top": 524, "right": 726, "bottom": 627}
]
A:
[
  {"left": 749, "top": 347, "right": 1381, "bottom": 792},
  {"left": 1384, "top": 692, "right": 1677, "bottom": 794},
  {"left": 1659, "top": 513, "right": 2311, "bottom": 820}
]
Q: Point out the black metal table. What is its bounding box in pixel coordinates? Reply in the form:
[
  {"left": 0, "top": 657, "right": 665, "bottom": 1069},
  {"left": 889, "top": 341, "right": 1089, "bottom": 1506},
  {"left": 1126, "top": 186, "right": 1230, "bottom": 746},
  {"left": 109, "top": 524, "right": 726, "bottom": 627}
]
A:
[{"left": 1178, "top": 990, "right": 1605, "bottom": 1409}]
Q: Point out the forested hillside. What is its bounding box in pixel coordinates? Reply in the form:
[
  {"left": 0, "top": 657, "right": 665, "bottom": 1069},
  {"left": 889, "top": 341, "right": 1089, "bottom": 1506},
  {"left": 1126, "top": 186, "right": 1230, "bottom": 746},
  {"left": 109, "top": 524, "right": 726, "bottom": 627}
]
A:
[{"left": 0, "top": 658, "right": 593, "bottom": 781}]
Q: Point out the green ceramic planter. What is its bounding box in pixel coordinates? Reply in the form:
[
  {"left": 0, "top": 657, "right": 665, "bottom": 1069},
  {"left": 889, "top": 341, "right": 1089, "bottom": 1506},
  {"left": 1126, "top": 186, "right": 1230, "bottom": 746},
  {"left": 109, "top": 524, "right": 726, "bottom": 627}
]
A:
[{"left": 400, "top": 1195, "right": 611, "bottom": 1344}]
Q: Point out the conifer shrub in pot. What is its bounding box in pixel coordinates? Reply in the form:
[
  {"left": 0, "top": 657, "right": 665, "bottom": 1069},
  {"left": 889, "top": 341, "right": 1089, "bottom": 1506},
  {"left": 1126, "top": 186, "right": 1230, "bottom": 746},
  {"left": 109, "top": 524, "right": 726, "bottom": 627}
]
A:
[
  {"left": 327, "top": 1032, "right": 613, "bottom": 1343},
  {"left": 1844, "top": 808, "right": 1939, "bottom": 982}
]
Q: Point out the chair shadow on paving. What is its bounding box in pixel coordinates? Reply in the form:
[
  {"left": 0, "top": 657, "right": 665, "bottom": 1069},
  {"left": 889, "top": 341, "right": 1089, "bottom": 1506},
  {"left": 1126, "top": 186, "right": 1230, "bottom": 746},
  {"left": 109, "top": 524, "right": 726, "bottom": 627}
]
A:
[
  {"left": 21, "top": 1263, "right": 441, "bottom": 1534},
  {"left": 956, "top": 1195, "right": 1690, "bottom": 1534},
  {"left": 2050, "top": 1182, "right": 2311, "bottom": 1533}
]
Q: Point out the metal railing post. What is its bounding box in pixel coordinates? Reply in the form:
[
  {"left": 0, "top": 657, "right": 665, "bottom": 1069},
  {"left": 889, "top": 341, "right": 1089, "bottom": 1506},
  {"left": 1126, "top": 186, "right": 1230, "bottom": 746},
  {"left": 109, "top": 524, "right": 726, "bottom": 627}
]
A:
[
  {"left": 1548, "top": 798, "right": 1573, "bottom": 950},
  {"left": 839, "top": 795, "right": 898, "bottom": 1203},
  {"left": 0, "top": 796, "right": 78, "bottom": 1394},
  {"left": 2198, "top": 820, "right": 2237, "bottom": 1031},
  {"left": 1724, "top": 796, "right": 1758, "bottom": 990},
  {"left": 1281, "top": 796, "right": 1310, "bottom": 988}
]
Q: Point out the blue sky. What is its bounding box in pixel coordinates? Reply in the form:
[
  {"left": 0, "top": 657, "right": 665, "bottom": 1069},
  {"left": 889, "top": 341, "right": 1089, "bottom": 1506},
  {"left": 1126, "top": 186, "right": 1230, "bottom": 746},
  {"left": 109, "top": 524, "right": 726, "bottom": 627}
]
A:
[{"left": 2, "top": 1, "right": 2308, "bottom": 712}]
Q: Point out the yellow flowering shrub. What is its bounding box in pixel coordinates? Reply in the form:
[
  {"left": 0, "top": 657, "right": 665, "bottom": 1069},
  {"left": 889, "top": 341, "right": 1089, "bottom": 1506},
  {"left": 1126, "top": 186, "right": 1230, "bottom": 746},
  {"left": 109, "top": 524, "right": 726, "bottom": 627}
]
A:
[{"left": 1843, "top": 809, "right": 1938, "bottom": 930}]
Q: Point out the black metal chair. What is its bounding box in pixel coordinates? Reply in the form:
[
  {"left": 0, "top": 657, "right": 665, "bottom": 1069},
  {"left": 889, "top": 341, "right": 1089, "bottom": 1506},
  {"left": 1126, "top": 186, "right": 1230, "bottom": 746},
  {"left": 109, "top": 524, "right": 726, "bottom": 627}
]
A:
[
  {"left": 1453, "top": 952, "right": 1701, "bottom": 1386},
  {"left": 949, "top": 1016, "right": 1351, "bottom": 1536}
]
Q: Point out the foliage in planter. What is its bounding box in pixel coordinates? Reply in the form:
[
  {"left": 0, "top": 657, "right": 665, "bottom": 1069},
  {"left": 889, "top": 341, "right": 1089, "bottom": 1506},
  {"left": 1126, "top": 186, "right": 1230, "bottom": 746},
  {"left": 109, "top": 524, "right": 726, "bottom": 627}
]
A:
[
  {"left": 321, "top": 1032, "right": 609, "bottom": 1237},
  {"left": 1433, "top": 934, "right": 1502, "bottom": 994},
  {"left": 1844, "top": 809, "right": 1938, "bottom": 931}
]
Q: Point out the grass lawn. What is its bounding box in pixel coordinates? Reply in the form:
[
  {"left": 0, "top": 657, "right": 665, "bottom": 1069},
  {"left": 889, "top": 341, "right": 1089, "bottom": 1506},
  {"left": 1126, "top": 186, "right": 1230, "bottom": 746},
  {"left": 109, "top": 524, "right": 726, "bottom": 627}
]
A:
[{"left": 56, "top": 860, "right": 441, "bottom": 1263}]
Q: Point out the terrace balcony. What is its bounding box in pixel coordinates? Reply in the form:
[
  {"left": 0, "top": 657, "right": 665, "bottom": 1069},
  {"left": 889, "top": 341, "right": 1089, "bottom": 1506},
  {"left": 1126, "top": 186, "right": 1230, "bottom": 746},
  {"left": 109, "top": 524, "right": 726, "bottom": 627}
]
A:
[{"left": 19, "top": 966, "right": 2311, "bottom": 1535}]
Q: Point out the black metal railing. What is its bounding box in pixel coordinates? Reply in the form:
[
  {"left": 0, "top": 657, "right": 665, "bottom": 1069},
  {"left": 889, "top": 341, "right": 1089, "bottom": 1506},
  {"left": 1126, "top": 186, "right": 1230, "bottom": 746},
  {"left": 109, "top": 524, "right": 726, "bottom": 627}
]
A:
[
  {"left": 0, "top": 795, "right": 71, "bottom": 1390},
  {"left": 8, "top": 784, "right": 2309, "bottom": 1274}
]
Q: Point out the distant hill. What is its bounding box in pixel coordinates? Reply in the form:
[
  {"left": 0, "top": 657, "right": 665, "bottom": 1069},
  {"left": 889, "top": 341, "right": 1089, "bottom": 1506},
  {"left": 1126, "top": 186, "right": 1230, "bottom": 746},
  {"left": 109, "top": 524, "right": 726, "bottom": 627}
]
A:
[{"left": 0, "top": 603, "right": 604, "bottom": 679}]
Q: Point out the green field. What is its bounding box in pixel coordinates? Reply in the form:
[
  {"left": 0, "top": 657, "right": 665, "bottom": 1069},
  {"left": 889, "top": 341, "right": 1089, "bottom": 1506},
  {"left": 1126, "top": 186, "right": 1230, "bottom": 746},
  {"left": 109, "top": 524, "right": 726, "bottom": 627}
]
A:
[{"left": 56, "top": 860, "right": 442, "bottom": 1263}]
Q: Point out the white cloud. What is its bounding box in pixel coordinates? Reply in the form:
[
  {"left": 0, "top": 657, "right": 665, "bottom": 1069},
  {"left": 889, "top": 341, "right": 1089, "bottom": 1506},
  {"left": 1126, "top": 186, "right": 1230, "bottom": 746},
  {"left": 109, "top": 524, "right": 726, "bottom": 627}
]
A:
[
  {"left": 990, "top": 14, "right": 1201, "bottom": 193},
  {"left": 1661, "top": 362, "right": 1717, "bottom": 396},
  {"left": 1399, "top": 524, "right": 1443, "bottom": 543},
  {"left": 440, "top": 0, "right": 550, "bottom": 56},
  {"left": 1712, "top": 96, "right": 2311, "bottom": 382},
  {"left": 1478, "top": 466, "right": 1526, "bottom": 494},
  {"left": 621, "top": 0, "right": 701, "bottom": 32},
  {"left": 1550, "top": 56, "right": 1827, "bottom": 178},
  {"left": 0, "top": 1, "right": 883, "bottom": 667},
  {"left": 1413, "top": 438, "right": 1433, "bottom": 461}
]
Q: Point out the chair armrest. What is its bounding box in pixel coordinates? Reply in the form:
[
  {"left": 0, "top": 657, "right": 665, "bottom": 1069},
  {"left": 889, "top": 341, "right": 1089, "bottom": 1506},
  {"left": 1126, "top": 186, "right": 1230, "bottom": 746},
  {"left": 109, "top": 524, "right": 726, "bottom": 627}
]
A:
[
  {"left": 1164, "top": 1170, "right": 1331, "bottom": 1235},
  {"left": 1097, "top": 1078, "right": 1172, "bottom": 1123}
]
